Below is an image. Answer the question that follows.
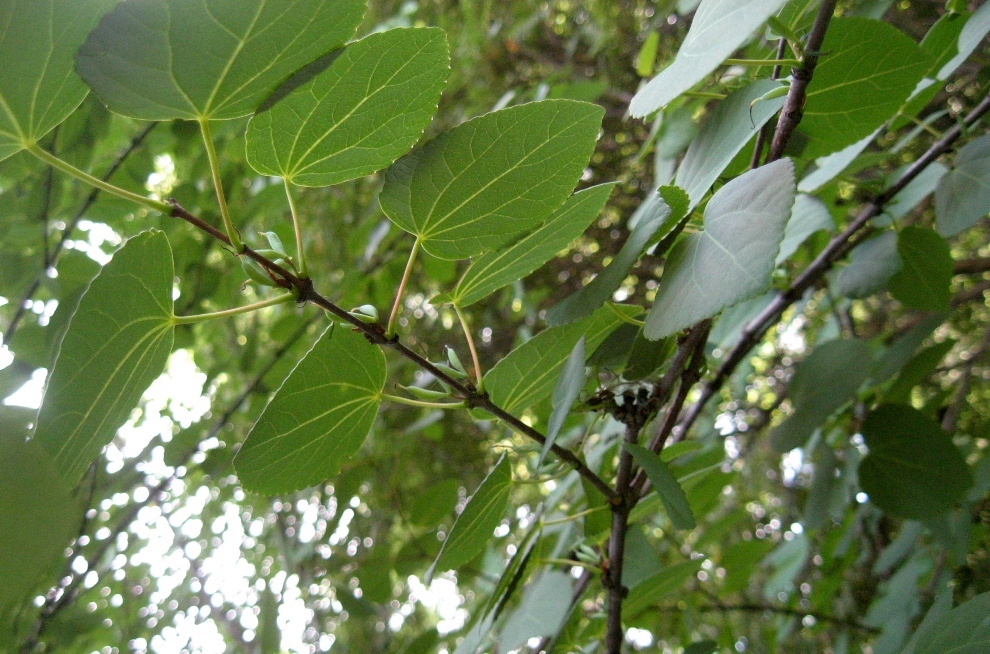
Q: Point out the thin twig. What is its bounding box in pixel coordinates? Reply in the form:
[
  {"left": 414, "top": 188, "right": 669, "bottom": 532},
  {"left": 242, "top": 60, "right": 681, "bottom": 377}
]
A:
[{"left": 750, "top": 38, "right": 789, "bottom": 169}]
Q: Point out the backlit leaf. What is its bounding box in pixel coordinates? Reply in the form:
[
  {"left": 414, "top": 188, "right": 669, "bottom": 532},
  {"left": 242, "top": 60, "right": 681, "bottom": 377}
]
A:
[
  {"left": 246, "top": 28, "right": 449, "bottom": 186},
  {"left": 644, "top": 159, "right": 795, "bottom": 340},
  {"left": 234, "top": 324, "right": 386, "bottom": 494},
  {"left": 34, "top": 230, "right": 175, "bottom": 485},
  {"left": 76, "top": 0, "right": 366, "bottom": 120},
  {"left": 935, "top": 135, "right": 990, "bottom": 236},
  {"left": 380, "top": 100, "right": 603, "bottom": 260}
]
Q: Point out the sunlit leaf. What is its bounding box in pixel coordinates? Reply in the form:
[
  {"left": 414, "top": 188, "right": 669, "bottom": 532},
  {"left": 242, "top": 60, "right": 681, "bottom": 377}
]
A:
[
  {"left": 76, "top": 0, "right": 366, "bottom": 120},
  {"left": 34, "top": 230, "right": 175, "bottom": 485},
  {"left": 246, "top": 28, "right": 449, "bottom": 186},
  {"left": 234, "top": 324, "right": 386, "bottom": 494}
]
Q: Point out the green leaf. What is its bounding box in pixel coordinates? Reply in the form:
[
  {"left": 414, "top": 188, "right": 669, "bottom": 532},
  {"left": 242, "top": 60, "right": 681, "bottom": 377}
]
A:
[
  {"left": 628, "top": 0, "right": 788, "bottom": 117},
  {"left": 485, "top": 304, "right": 641, "bottom": 414},
  {"left": 34, "top": 230, "right": 175, "bottom": 485},
  {"left": 833, "top": 231, "right": 901, "bottom": 299},
  {"left": 234, "top": 323, "right": 386, "bottom": 494},
  {"left": 914, "top": 591, "right": 990, "bottom": 654},
  {"left": 539, "top": 337, "right": 586, "bottom": 466},
  {"left": 622, "top": 561, "right": 701, "bottom": 620},
  {"left": 888, "top": 226, "right": 953, "bottom": 312},
  {"left": 644, "top": 159, "right": 795, "bottom": 340},
  {"left": 776, "top": 194, "right": 834, "bottom": 265},
  {"left": 636, "top": 31, "right": 660, "bottom": 78},
  {"left": 245, "top": 28, "right": 449, "bottom": 187},
  {"left": 684, "top": 641, "right": 719, "bottom": 654},
  {"left": 409, "top": 478, "right": 461, "bottom": 527},
  {"left": 380, "top": 100, "right": 604, "bottom": 260},
  {"left": 798, "top": 129, "right": 879, "bottom": 193},
  {"left": 884, "top": 162, "right": 947, "bottom": 220},
  {"left": 498, "top": 571, "right": 573, "bottom": 651},
  {"left": 937, "top": 1, "right": 990, "bottom": 80},
  {"left": 625, "top": 444, "right": 696, "bottom": 529},
  {"left": 0, "top": 432, "right": 79, "bottom": 613},
  {"left": 770, "top": 339, "right": 873, "bottom": 452},
  {"left": 545, "top": 197, "right": 669, "bottom": 326},
  {"left": 922, "top": 12, "right": 970, "bottom": 76},
  {"left": 76, "top": 0, "right": 366, "bottom": 120},
  {"left": 447, "top": 183, "right": 615, "bottom": 307},
  {"left": 431, "top": 456, "right": 511, "bottom": 577},
  {"left": 799, "top": 17, "right": 930, "bottom": 159},
  {"left": 0, "top": 0, "right": 116, "bottom": 162},
  {"left": 675, "top": 80, "right": 787, "bottom": 209},
  {"left": 886, "top": 339, "right": 955, "bottom": 403},
  {"left": 935, "top": 135, "right": 990, "bottom": 236},
  {"left": 659, "top": 185, "right": 690, "bottom": 225},
  {"left": 859, "top": 404, "right": 972, "bottom": 520}
]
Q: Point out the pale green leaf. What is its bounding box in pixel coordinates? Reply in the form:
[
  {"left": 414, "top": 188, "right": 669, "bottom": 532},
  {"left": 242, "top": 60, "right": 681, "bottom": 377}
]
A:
[
  {"left": 644, "top": 159, "right": 795, "bottom": 340},
  {"left": 498, "top": 571, "right": 573, "bottom": 651},
  {"left": 0, "top": 0, "right": 116, "bottom": 162},
  {"left": 833, "top": 231, "right": 901, "bottom": 298},
  {"left": 35, "top": 230, "right": 175, "bottom": 485},
  {"left": 628, "top": 0, "right": 788, "bottom": 117},
  {"left": 245, "top": 28, "right": 449, "bottom": 186},
  {"left": 884, "top": 162, "right": 947, "bottom": 220},
  {"left": 859, "top": 404, "right": 972, "bottom": 520},
  {"left": 797, "top": 129, "right": 879, "bottom": 193},
  {"left": 675, "top": 80, "right": 786, "bottom": 209},
  {"left": 626, "top": 443, "right": 696, "bottom": 529},
  {"left": 937, "top": 1, "right": 990, "bottom": 80},
  {"left": 0, "top": 432, "right": 79, "bottom": 612},
  {"left": 539, "top": 337, "right": 586, "bottom": 466},
  {"left": 888, "top": 226, "right": 953, "bottom": 312},
  {"left": 76, "top": 0, "right": 366, "bottom": 120},
  {"left": 915, "top": 591, "right": 990, "bottom": 654},
  {"left": 432, "top": 456, "right": 511, "bottom": 576},
  {"left": 447, "top": 183, "right": 615, "bottom": 307},
  {"left": 776, "top": 194, "right": 834, "bottom": 265},
  {"left": 622, "top": 561, "right": 701, "bottom": 620},
  {"left": 380, "top": 100, "right": 604, "bottom": 260},
  {"left": 770, "top": 339, "right": 873, "bottom": 452},
  {"left": 935, "top": 135, "right": 990, "bottom": 236},
  {"left": 485, "top": 304, "right": 641, "bottom": 414},
  {"left": 234, "top": 323, "right": 386, "bottom": 494},
  {"left": 800, "top": 17, "right": 930, "bottom": 159}
]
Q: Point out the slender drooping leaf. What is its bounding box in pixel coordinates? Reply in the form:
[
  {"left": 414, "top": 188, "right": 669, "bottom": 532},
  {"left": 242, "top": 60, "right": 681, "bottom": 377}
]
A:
[
  {"left": 34, "top": 230, "right": 175, "bottom": 485},
  {"left": 76, "top": 0, "right": 366, "bottom": 120},
  {"left": 0, "top": 432, "right": 79, "bottom": 612},
  {"left": 380, "top": 100, "right": 603, "bottom": 260},
  {"left": 443, "top": 183, "right": 615, "bottom": 307},
  {"left": 859, "top": 405, "right": 972, "bottom": 520},
  {"left": 888, "top": 226, "right": 953, "bottom": 312},
  {"left": 622, "top": 561, "right": 701, "bottom": 620},
  {"left": 644, "top": 159, "right": 795, "bottom": 340},
  {"left": 833, "top": 231, "right": 902, "bottom": 298},
  {"left": 431, "top": 456, "right": 512, "bottom": 577},
  {"left": 485, "top": 304, "right": 641, "bottom": 414},
  {"left": 234, "top": 324, "right": 386, "bottom": 494},
  {"left": 914, "top": 591, "right": 990, "bottom": 654},
  {"left": 546, "top": 196, "right": 669, "bottom": 326},
  {"left": 626, "top": 444, "right": 696, "bottom": 529},
  {"left": 675, "top": 80, "right": 787, "bottom": 209},
  {"left": 0, "top": 0, "right": 116, "bottom": 162},
  {"left": 246, "top": 28, "right": 449, "bottom": 186},
  {"left": 628, "top": 0, "right": 788, "bottom": 117},
  {"left": 539, "top": 337, "right": 586, "bottom": 466},
  {"left": 776, "top": 194, "right": 834, "bottom": 265},
  {"left": 498, "top": 571, "right": 573, "bottom": 651},
  {"left": 770, "top": 339, "right": 873, "bottom": 452},
  {"left": 799, "top": 17, "right": 930, "bottom": 159},
  {"left": 935, "top": 135, "right": 990, "bottom": 236}
]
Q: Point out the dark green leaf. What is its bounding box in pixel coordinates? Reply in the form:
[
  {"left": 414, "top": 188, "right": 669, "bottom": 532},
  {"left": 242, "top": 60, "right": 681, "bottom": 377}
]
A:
[
  {"left": 35, "top": 230, "right": 175, "bottom": 485},
  {"left": 409, "top": 479, "right": 461, "bottom": 527},
  {"left": 885, "top": 339, "right": 955, "bottom": 404},
  {"left": 859, "top": 404, "right": 972, "bottom": 520},
  {"left": 644, "top": 159, "right": 795, "bottom": 340},
  {"left": 76, "top": 0, "right": 366, "bottom": 120},
  {"left": 245, "top": 28, "right": 449, "bottom": 186},
  {"left": 834, "top": 231, "right": 901, "bottom": 298},
  {"left": 888, "top": 226, "right": 952, "bottom": 312},
  {"left": 914, "top": 591, "right": 990, "bottom": 654},
  {"left": 625, "top": 443, "right": 696, "bottom": 529},
  {"left": 685, "top": 641, "right": 719, "bottom": 654},
  {"left": 380, "top": 100, "right": 603, "bottom": 260},
  {"left": 936, "top": 2, "right": 990, "bottom": 80},
  {"left": 234, "top": 323, "right": 386, "bottom": 494},
  {"left": 622, "top": 561, "right": 701, "bottom": 620},
  {"left": 935, "top": 135, "right": 990, "bottom": 236}
]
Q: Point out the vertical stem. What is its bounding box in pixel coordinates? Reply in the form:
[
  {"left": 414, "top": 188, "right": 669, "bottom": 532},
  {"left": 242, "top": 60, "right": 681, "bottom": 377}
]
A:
[
  {"left": 283, "top": 179, "right": 307, "bottom": 277},
  {"left": 750, "top": 38, "right": 788, "bottom": 169},
  {"left": 454, "top": 302, "right": 485, "bottom": 393},
  {"left": 605, "top": 422, "right": 638, "bottom": 654},
  {"left": 387, "top": 238, "right": 421, "bottom": 338},
  {"left": 198, "top": 118, "right": 244, "bottom": 252}
]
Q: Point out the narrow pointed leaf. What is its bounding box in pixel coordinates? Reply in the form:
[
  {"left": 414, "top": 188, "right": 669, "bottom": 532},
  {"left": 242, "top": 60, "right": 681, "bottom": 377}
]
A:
[
  {"left": 539, "top": 337, "right": 586, "bottom": 466},
  {"left": 629, "top": 0, "right": 788, "bottom": 117},
  {"left": 76, "top": 0, "right": 366, "bottom": 120},
  {"left": 432, "top": 456, "right": 512, "bottom": 575},
  {"left": 626, "top": 443, "right": 696, "bottom": 529},
  {"left": 888, "top": 226, "right": 952, "bottom": 312},
  {"left": 246, "top": 28, "right": 449, "bottom": 186},
  {"left": 234, "top": 324, "right": 386, "bottom": 494},
  {"left": 35, "top": 230, "right": 175, "bottom": 485},
  {"left": 0, "top": 0, "right": 116, "bottom": 162},
  {"left": 447, "top": 183, "right": 615, "bottom": 307},
  {"left": 644, "top": 158, "right": 795, "bottom": 340},
  {"left": 485, "top": 304, "right": 641, "bottom": 414},
  {"left": 935, "top": 135, "right": 990, "bottom": 236},
  {"left": 380, "top": 100, "right": 604, "bottom": 260},
  {"left": 498, "top": 571, "right": 573, "bottom": 651},
  {"left": 622, "top": 561, "right": 702, "bottom": 620},
  {"left": 799, "top": 18, "right": 930, "bottom": 159}
]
